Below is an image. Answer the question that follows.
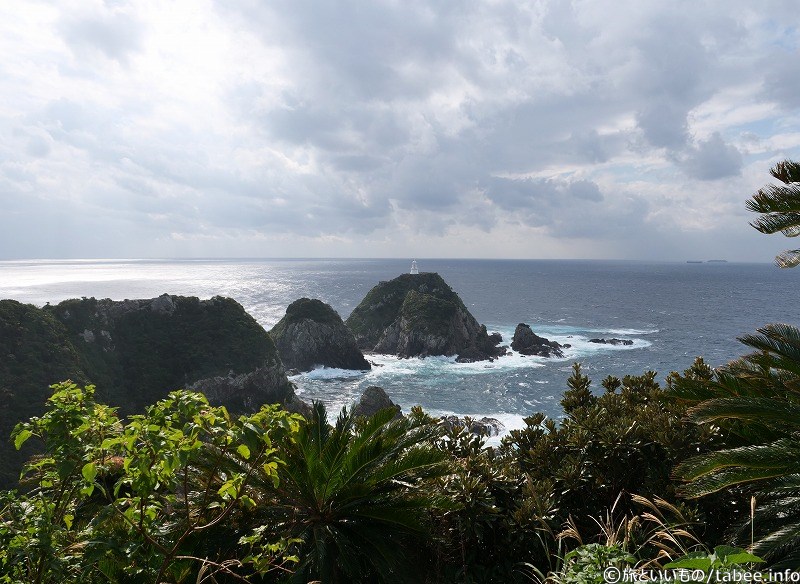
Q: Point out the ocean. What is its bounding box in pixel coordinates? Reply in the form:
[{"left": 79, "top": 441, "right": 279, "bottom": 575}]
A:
[{"left": 2, "top": 258, "right": 798, "bottom": 436}]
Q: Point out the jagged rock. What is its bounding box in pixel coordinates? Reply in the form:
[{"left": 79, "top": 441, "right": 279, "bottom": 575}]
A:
[
  {"left": 150, "top": 293, "right": 175, "bottom": 315},
  {"left": 345, "top": 272, "right": 504, "bottom": 361},
  {"left": 270, "top": 298, "right": 370, "bottom": 372},
  {"left": 588, "top": 338, "right": 633, "bottom": 346},
  {"left": 442, "top": 415, "right": 505, "bottom": 437},
  {"left": 511, "top": 323, "right": 565, "bottom": 358},
  {"left": 189, "top": 365, "right": 297, "bottom": 413},
  {"left": 352, "top": 386, "right": 402, "bottom": 419},
  {"left": 285, "top": 394, "right": 313, "bottom": 418}
]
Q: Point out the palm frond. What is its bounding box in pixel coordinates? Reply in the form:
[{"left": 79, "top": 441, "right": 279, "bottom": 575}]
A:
[
  {"left": 774, "top": 249, "right": 800, "bottom": 268},
  {"left": 769, "top": 160, "right": 800, "bottom": 184},
  {"left": 686, "top": 397, "right": 800, "bottom": 431},
  {"left": 674, "top": 439, "right": 800, "bottom": 498},
  {"left": 747, "top": 191, "right": 800, "bottom": 234}
]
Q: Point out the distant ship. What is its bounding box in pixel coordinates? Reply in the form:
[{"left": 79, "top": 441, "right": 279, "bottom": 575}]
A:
[
  {"left": 707, "top": 259, "right": 728, "bottom": 263},
  {"left": 686, "top": 260, "right": 703, "bottom": 264}
]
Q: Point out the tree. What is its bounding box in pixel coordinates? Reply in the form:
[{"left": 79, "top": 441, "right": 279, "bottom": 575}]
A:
[
  {"left": 251, "top": 403, "right": 449, "bottom": 583},
  {"left": 1, "top": 382, "right": 300, "bottom": 583},
  {"left": 746, "top": 159, "right": 800, "bottom": 267},
  {"left": 670, "top": 160, "right": 800, "bottom": 567},
  {"left": 671, "top": 327, "right": 800, "bottom": 568}
]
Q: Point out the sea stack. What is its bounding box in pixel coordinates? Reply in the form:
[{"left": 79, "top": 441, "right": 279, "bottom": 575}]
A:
[
  {"left": 270, "top": 298, "right": 370, "bottom": 372},
  {"left": 345, "top": 272, "right": 504, "bottom": 361},
  {"left": 511, "top": 323, "right": 566, "bottom": 357}
]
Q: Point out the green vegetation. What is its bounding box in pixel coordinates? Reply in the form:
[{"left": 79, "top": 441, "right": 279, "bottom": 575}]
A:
[
  {"left": 398, "top": 290, "right": 458, "bottom": 334},
  {"left": 0, "top": 295, "right": 292, "bottom": 490},
  {"left": 746, "top": 159, "right": 800, "bottom": 267},
  {"left": 2, "top": 382, "right": 300, "bottom": 583},
  {"left": 668, "top": 160, "right": 800, "bottom": 568},
  {"left": 0, "top": 300, "right": 89, "bottom": 490},
  {"left": 268, "top": 298, "right": 343, "bottom": 340},
  {"left": 46, "top": 295, "right": 284, "bottom": 414},
  {"left": 257, "top": 403, "right": 449, "bottom": 582}
]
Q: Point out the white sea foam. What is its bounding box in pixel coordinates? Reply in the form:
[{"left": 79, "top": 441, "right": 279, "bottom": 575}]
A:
[
  {"left": 605, "top": 328, "right": 660, "bottom": 335},
  {"left": 364, "top": 351, "right": 546, "bottom": 378},
  {"left": 424, "top": 409, "right": 530, "bottom": 445},
  {"left": 297, "top": 367, "right": 368, "bottom": 380}
]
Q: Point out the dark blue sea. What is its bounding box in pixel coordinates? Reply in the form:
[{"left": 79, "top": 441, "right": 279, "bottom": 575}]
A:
[{"left": 2, "top": 258, "right": 797, "bottom": 436}]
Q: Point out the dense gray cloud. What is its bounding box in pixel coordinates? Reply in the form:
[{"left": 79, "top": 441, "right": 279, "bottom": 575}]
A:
[
  {"left": 680, "top": 133, "right": 743, "bottom": 181},
  {"left": 0, "top": 0, "right": 799, "bottom": 261}
]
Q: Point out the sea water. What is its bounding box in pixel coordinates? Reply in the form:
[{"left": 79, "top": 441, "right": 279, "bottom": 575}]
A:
[{"left": 1, "top": 258, "right": 798, "bottom": 435}]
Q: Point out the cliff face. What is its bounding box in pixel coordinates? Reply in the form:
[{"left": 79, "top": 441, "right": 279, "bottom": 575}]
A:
[
  {"left": 345, "top": 273, "right": 504, "bottom": 360},
  {"left": 0, "top": 294, "right": 296, "bottom": 489},
  {"left": 44, "top": 294, "right": 295, "bottom": 414},
  {"left": 269, "top": 298, "right": 370, "bottom": 372}
]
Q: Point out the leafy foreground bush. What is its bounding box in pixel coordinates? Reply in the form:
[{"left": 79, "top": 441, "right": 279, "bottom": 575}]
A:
[
  {"left": 1, "top": 382, "right": 300, "bottom": 583},
  {"left": 0, "top": 382, "right": 451, "bottom": 584},
  {"left": 671, "top": 324, "right": 800, "bottom": 568},
  {"left": 419, "top": 363, "right": 727, "bottom": 583},
  {"left": 0, "top": 366, "right": 760, "bottom": 583}
]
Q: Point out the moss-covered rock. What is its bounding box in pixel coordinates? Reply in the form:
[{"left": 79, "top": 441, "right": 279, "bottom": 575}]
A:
[
  {"left": 0, "top": 294, "right": 296, "bottom": 489},
  {"left": 43, "top": 294, "right": 294, "bottom": 414},
  {"left": 345, "top": 273, "right": 505, "bottom": 360},
  {"left": 270, "top": 298, "right": 370, "bottom": 372}
]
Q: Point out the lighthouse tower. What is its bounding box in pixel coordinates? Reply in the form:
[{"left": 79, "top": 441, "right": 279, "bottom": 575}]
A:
[{"left": 410, "top": 260, "right": 419, "bottom": 275}]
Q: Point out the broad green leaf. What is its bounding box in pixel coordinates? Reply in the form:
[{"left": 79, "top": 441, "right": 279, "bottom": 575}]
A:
[
  {"left": 14, "top": 429, "right": 32, "bottom": 450},
  {"left": 82, "top": 461, "right": 97, "bottom": 483},
  {"left": 237, "top": 444, "right": 251, "bottom": 460},
  {"left": 664, "top": 556, "right": 711, "bottom": 570}
]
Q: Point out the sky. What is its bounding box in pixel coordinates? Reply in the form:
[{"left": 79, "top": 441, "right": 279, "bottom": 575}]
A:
[{"left": 1, "top": 1, "right": 800, "bottom": 261}]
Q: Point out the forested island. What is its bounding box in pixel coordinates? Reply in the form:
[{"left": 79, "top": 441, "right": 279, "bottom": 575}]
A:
[{"left": 1, "top": 162, "right": 799, "bottom": 582}]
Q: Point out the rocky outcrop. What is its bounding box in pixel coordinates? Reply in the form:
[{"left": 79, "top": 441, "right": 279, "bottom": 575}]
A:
[
  {"left": 352, "top": 386, "right": 402, "bottom": 419},
  {"left": 345, "top": 272, "right": 504, "bottom": 361},
  {"left": 0, "top": 294, "right": 300, "bottom": 489},
  {"left": 588, "top": 338, "right": 633, "bottom": 346},
  {"left": 270, "top": 298, "right": 370, "bottom": 372},
  {"left": 43, "top": 294, "right": 296, "bottom": 415},
  {"left": 442, "top": 415, "right": 505, "bottom": 437},
  {"left": 188, "top": 365, "right": 297, "bottom": 413},
  {"left": 511, "top": 323, "right": 567, "bottom": 358}
]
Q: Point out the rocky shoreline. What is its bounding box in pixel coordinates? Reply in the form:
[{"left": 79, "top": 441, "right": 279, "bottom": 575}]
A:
[{"left": 0, "top": 269, "right": 638, "bottom": 487}]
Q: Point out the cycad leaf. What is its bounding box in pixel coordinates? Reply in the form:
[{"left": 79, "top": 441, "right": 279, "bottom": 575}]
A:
[
  {"left": 686, "top": 397, "right": 800, "bottom": 430},
  {"left": 775, "top": 249, "right": 800, "bottom": 268},
  {"left": 675, "top": 440, "right": 800, "bottom": 497}
]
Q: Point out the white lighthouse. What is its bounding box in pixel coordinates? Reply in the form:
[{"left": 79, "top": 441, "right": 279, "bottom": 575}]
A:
[{"left": 410, "top": 260, "right": 419, "bottom": 274}]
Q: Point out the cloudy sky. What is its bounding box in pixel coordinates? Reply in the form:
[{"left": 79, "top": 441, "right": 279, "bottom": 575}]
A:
[{"left": 1, "top": 1, "right": 799, "bottom": 261}]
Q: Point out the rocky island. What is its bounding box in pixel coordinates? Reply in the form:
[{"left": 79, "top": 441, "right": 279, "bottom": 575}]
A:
[
  {"left": 511, "top": 323, "right": 567, "bottom": 357},
  {"left": 345, "top": 272, "right": 505, "bottom": 362},
  {"left": 269, "top": 297, "right": 370, "bottom": 372}
]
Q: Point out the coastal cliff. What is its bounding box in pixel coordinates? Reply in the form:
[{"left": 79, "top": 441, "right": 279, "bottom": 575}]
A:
[
  {"left": 0, "top": 294, "right": 296, "bottom": 488},
  {"left": 269, "top": 298, "right": 370, "bottom": 372},
  {"left": 345, "top": 272, "right": 504, "bottom": 361},
  {"left": 45, "top": 294, "right": 295, "bottom": 413}
]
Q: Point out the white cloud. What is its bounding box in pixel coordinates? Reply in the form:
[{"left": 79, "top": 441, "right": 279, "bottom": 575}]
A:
[{"left": 0, "top": 0, "right": 798, "bottom": 261}]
